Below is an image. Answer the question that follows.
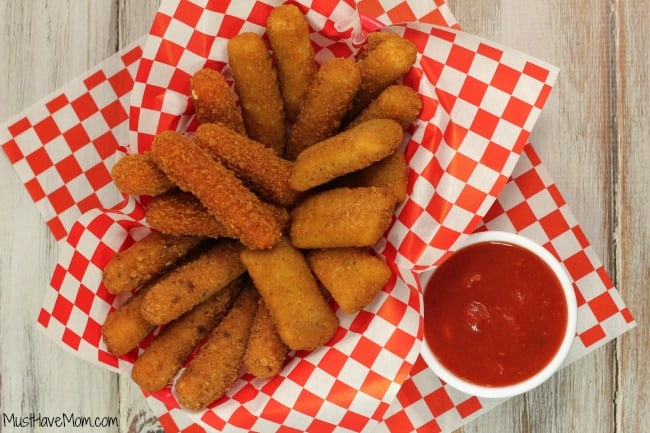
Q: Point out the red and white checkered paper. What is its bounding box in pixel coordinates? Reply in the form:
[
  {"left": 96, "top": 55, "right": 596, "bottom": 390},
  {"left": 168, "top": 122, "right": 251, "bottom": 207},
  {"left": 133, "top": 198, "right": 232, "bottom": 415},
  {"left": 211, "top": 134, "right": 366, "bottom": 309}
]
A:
[{"left": 0, "top": 0, "right": 635, "bottom": 432}]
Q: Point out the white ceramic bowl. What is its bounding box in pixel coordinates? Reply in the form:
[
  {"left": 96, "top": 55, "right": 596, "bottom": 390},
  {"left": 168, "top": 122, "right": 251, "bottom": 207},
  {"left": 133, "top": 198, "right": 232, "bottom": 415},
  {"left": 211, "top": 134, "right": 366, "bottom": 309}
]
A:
[{"left": 420, "top": 230, "right": 577, "bottom": 399}]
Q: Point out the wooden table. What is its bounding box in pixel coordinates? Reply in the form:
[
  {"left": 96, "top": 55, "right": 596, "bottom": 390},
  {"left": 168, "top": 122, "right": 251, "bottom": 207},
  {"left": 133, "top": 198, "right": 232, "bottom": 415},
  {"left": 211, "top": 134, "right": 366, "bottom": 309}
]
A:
[{"left": 0, "top": 1, "right": 646, "bottom": 432}]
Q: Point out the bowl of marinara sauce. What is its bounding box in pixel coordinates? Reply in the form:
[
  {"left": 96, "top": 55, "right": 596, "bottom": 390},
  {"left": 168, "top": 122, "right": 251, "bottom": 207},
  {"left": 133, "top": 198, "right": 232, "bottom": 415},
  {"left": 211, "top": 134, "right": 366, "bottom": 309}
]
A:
[{"left": 421, "top": 231, "right": 577, "bottom": 398}]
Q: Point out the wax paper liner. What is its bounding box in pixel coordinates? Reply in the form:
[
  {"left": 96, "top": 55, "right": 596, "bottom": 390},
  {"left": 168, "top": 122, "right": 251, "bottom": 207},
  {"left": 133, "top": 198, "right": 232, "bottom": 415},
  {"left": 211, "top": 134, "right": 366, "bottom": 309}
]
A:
[{"left": 0, "top": 0, "right": 635, "bottom": 432}]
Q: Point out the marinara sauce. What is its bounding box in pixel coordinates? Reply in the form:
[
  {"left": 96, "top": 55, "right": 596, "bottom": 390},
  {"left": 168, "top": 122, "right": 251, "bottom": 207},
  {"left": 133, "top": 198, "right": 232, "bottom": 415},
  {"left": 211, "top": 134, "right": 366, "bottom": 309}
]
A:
[{"left": 423, "top": 241, "right": 568, "bottom": 387}]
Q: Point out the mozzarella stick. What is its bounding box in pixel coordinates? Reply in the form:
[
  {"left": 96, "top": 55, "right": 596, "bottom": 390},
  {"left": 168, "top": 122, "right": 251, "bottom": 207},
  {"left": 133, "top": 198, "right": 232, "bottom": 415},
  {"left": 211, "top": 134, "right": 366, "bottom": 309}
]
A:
[
  {"left": 141, "top": 240, "right": 246, "bottom": 325},
  {"left": 243, "top": 299, "right": 288, "bottom": 378},
  {"left": 131, "top": 277, "right": 244, "bottom": 392},
  {"left": 266, "top": 4, "right": 317, "bottom": 123},
  {"left": 150, "top": 130, "right": 282, "bottom": 250},
  {"left": 193, "top": 123, "right": 301, "bottom": 206},
  {"left": 190, "top": 68, "right": 246, "bottom": 135},
  {"left": 228, "top": 32, "right": 286, "bottom": 154},
  {"left": 346, "top": 84, "right": 422, "bottom": 130},
  {"left": 101, "top": 286, "right": 156, "bottom": 357},
  {"left": 102, "top": 231, "right": 203, "bottom": 294},
  {"left": 110, "top": 152, "right": 174, "bottom": 197},
  {"left": 145, "top": 191, "right": 290, "bottom": 239},
  {"left": 348, "top": 32, "right": 417, "bottom": 119},
  {"left": 289, "top": 119, "right": 403, "bottom": 191},
  {"left": 286, "top": 58, "right": 361, "bottom": 160},
  {"left": 290, "top": 187, "right": 396, "bottom": 249},
  {"left": 336, "top": 151, "right": 409, "bottom": 203},
  {"left": 145, "top": 191, "right": 228, "bottom": 239},
  {"left": 175, "top": 284, "right": 259, "bottom": 411},
  {"left": 307, "top": 247, "right": 392, "bottom": 314},
  {"left": 241, "top": 237, "right": 339, "bottom": 351}
]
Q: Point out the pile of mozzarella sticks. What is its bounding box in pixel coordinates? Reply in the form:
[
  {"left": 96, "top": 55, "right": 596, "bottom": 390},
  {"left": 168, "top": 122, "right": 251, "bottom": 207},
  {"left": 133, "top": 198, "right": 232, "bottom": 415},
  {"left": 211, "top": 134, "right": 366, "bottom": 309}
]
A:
[{"left": 101, "top": 3, "right": 422, "bottom": 411}]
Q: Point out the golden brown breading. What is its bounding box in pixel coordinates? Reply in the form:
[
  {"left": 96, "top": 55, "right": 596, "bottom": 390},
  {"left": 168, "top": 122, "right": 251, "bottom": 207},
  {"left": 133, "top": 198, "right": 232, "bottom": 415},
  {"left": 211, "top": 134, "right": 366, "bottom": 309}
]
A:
[
  {"left": 240, "top": 237, "right": 339, "bottom": 351},
  {"left": 243, "top": 299, "right": 289, "bottom": 379},
  {"left": 307, "top": 247, "right": 392, "bottom": 314},
  {"left": 150, "top": 130, "right": 282, "bottom": 250},
  {"left": 228, "top": 32, "right": 286, "bottom": 155},
  {"left": 101, "top": 286, "right": 156, "bottom": 356},
  {"left": 348, "top": 31, "right": 417, "bottom": 119},
  {"left": 131, "top": 277, "right": 244, "bottom": 392},
  {"left": 193, "top": 123, "right": 301, "bottom": 206},
  {"left": 336, "top": 151, "right": 409, "bottom": 203},
  {"left": 175, "top": 284, "right": 259, "bottom": 411},
  {"left": 266, "top": 4, "right": 317, "bottom": 123},
  {"left": 286, "top": 58, "right": 361, "bottom": 160},
  {"left": 145, "top": 191, "right": 228, "bottom": 239},
  {"left": 102, "top": 231, "right": 203, "bottom": 294},
  {"left": 190, "top": 68, "right": 246, "bottom": 135},
  {"left": 140, "top": 240, "right": 245, "bottom": 325},
  {"left": 289, "top": 119, "right": 403, "bottom": 191},
  {"left": 110, "top": 152, "right": 174, "bottom": 197},
  {"left": 346, "top": 84, "right": 422, "bottom": 130},
  {"left": 290, "top": 187, "right": 396, "bottom": 249}
]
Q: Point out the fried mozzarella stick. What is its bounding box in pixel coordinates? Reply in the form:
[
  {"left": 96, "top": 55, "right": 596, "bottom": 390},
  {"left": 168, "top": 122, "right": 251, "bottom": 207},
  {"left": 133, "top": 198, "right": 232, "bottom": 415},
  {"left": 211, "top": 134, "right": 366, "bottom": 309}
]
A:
[
  {"left": 286, "top": 58, "right": 361, "bottom": 160},
  {"left": 228, "top": 32, "right": 286, "bottom": 155},
  {"left": 337, "top": 151, "right": 409, "bottom": 203},
  {"left": 307, "top": 248, "right": 392, "bottom": 314},
  {"left": 111, "top": 152, "right": 174, "bottom": 197},
  {"left": 175, "top": 284, "right": 259, "bottom": 411},
  {"left": 190, "top": 68, "right": 246, "bottom": 135},
  {"left": 131, "top": 278, "right": 244, "bottom": 392},
  {"left": 141, "top": 240, "right": 246, "bottom": 325},
  {"left": 266, "top": 4, "right": 316, "bottom": 123},
  {"left": 290, "top": 187, "right": 396, "bottom": 249},
  {"left": 348, "top": 32, "right": 417, "bottom": 119},
  {"left": 145, "top": 192, "right": 228, "bottom": 239},
  {"left": 145, "top": 191, "right": 291, "bottom": 239},
  {"left": 150, "top": 130, "right": 282, "bottom": 250},
  {"left": 102, "top": 286, "right": 156, "bottom": 356},
  {"left": 193, "top": 123, "right": 301, "bottom": 206},
  {"left": 102, "top": 231, "right": 203, "bottom": 294},
  {"left": 289, "top": 119, "right": 403, "bottom": 191},
  {"left": 244, "top": 299, "right": 289, "bottom": 379},
  {"left": 346, "top": 84, "right": 422, "bottom": 130},
  {"left": 241, "top": 237, "right": 339, "bottom": 351}
]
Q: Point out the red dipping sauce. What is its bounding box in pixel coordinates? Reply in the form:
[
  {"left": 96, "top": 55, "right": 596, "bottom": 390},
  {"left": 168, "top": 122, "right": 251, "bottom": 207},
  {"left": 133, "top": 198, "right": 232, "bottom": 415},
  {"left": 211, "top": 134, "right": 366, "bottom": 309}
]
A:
[{"left": 423, "top": 241, "right": 568, "bottom": 387}]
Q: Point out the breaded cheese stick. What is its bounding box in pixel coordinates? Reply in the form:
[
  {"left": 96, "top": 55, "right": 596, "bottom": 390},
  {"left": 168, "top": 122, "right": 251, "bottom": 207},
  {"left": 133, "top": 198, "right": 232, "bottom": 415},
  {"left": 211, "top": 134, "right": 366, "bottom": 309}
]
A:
[
  {"left": 307, "top": 247, "right": 392, "bottom": 314},
  {"left": 150, "top": 130, "right": 282, "bottom": 250},
  {"left": 175, "top": 284, "right": 259, "bottom": 411},
  {"left": 266, "top": 4, "right": 317, "bottom": 123},
  {"left": 102, "top": 286, "right": 156, "bottom": 356},
  {"left": 290, "top": 187, "right": 396, "bottom": 249},
  {"left": 241, "top": 237, "right": 339, "bottom": 351},
  {"left": 286, "top": 58, "right": 361, "bottom": 160},
  {"left": 337, "top": 151, "right": 409, "bottom": 203},
  {"left": 141, "top": 240, "right": 245, "bottom": 325},
  {"left": 190, "top": 68, "right": 246, "bottom": 135},
  {"left": 289, "top": 119, "right": 403, "bottom": 191},
  {"left": 111, "top": 152, "right": 174, "bottom": 197},
  {"left": 193, "top": 123, "right": 301, "bottom": 206},
  {"left": 131, "top": 277, "right": 244, "bottom": 392},
  {"left": 346, "top": 84, "right": 422, "bottom": 130},
  {"left": 243, "top": 299, "right": 288, "bottom": 378},
  {"left": 102, "top": 231, "right": 203, "bottom": 294},
  {"left": 348, "top": 32, "right": 417, "bottom": 119},
  {"left": 228, "top": 32, "right": 286, "bottom": 155},
  {"left": 145, "top": 191, "right": 228, "bottom": 239}
]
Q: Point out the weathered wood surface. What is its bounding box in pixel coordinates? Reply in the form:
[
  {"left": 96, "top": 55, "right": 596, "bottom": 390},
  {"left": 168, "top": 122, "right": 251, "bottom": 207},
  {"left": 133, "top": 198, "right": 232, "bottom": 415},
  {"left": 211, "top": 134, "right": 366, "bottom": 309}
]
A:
[{"left": 0, "top": 1, "right": 645, "bottom": 432}]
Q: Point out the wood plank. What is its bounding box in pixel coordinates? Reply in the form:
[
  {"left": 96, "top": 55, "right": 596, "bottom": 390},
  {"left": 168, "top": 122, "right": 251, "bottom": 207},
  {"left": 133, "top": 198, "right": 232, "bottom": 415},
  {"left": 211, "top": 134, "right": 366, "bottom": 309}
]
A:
[
  {"left": 615, "top": 1, "right": 650, "bottom": 432},
  {"left": 450, "top": 0, "right": 618, "bottom": 432},
  {"left": 0, "top": 1, "right": 121, "bottom": 432}
]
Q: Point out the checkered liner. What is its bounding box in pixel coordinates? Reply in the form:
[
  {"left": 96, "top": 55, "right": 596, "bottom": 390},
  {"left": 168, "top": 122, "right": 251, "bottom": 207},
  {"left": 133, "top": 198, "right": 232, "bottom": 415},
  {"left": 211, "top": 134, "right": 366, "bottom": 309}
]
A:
[{"left": 0, "top": 0, "right": 635, "bottom": 432}]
